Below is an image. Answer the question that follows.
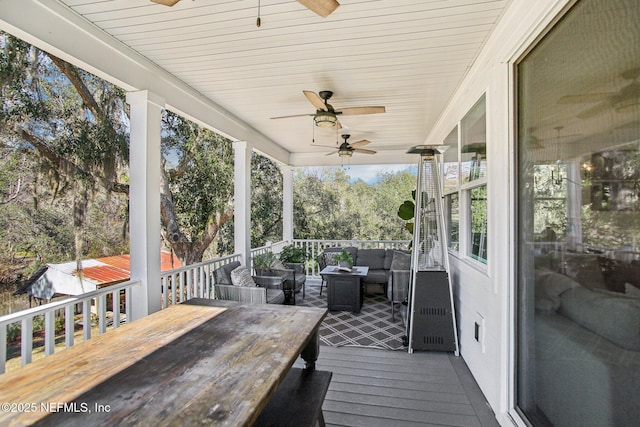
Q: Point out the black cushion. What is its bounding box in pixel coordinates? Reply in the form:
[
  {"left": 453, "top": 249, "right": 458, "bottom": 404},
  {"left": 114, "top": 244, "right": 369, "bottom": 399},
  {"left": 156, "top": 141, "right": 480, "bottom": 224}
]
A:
[
  {"left": 363, "top": 269, "right": 388, "bottom": 284},
  {"left": 214, "top": 261, "right": 241, "bottom": 285}
]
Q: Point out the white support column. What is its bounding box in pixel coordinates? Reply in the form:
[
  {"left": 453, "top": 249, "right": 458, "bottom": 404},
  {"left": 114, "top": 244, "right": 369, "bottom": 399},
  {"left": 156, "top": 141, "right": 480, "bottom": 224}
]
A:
[
  {"left": 233, "top": 141, "right": 252, "bottom": 265},
  {"left": 126, "top": 90, "right": 164, "bottom": 320},
  {"left": 281, "top": 164, "right": 294, "bottom": 243}
]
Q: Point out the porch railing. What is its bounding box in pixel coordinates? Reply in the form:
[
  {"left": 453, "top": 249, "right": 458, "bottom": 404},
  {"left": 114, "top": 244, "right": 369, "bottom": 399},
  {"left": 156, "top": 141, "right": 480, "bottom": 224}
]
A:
[
  {"left": 0, "top": 253, "right": 243, "bottom": 374},
  {"left": 159, "top": 254, "right": 241, "bottom": 308},
  {"left": 0, "top": 280, "right": 137, "bottom": 374},
  {"left": 256, "top": 239, "right": 411, "bottom": 276},
  {"left": 1, "top": 241, "right": 409, "bottom": 374}
]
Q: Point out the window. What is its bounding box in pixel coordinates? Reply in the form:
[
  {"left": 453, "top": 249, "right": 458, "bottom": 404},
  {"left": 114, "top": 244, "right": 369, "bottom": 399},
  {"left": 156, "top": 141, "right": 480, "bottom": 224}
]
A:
[
  {"left": 445, "top": 192, "right": 459, "bottom": 251},
  {"left": 440, "top": 96, "right": 487, "bottom": 264},
  {"left": 533, "top": 163, "right": 567, "bottom": 244},
  {"left": 443, "top": 126, "right": 460, "bottom": 252},
  {"left": 516, "top": 0, "right": 640, "bottom": 426},
  {"left": 469, "top": 185, "right": 487, "bottom": 263},
  {"left": 461, "top": 97, "right": 487, "bottom": 183},
  {"left": 443, "top": 126, "right": 459, "bottom": 194},
  {"left": 461, "top": 95, "right": 487, "bottom": 264}
]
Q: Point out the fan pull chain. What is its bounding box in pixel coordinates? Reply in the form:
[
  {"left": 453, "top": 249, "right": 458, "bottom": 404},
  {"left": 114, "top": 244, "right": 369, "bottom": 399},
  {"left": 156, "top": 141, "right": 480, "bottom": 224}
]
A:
[{"left": 256, "top": 0, "right": 261, "bottom": 27}]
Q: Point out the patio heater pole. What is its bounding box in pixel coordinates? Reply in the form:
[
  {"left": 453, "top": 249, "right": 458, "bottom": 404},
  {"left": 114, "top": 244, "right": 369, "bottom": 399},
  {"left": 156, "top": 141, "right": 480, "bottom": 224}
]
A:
[{"left": 406, "top": 146, "right": 459, "bottom": 355}]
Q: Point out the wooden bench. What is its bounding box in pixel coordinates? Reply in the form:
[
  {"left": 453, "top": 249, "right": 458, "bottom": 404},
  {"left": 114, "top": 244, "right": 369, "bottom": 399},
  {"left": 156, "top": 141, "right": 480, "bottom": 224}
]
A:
[{"left": 253, "top": 367, "right": 332, "bottom": 427}]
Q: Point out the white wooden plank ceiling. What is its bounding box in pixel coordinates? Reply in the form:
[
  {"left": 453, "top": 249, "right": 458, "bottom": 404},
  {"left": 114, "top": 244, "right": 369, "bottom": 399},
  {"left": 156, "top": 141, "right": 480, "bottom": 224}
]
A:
[{"left": 59, "top": 0, "right": 511, "bottom": 165}]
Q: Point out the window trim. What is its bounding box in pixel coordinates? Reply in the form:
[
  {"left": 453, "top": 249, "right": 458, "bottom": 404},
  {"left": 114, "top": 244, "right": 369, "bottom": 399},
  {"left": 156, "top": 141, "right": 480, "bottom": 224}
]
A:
[{"left": 441, "top": 94, "right": 489, "bottom": 270}]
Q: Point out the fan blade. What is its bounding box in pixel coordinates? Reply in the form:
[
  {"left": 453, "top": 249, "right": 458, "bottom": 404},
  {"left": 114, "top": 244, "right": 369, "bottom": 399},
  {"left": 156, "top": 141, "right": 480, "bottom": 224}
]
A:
[
  {"left": 354, "top": 148, "right": 376, "bottom": 155},
  {"left": 338, "top": 106, "right": 386, "bottom": 115},
  {"left": 349, "top": 139, "right": 370, "bottom": 148},
  {"left": 297, "top": 0, "right": 340, "bottom": 18},
  {"left": 271, "top": 113, "right": 314, "bottom": 119},
  {"left": 303, "top": 91, "right": 328, "bottom": 111},
  {"left": 325, "top": 150, "right": 339, "bottom": 156},
  {"left": 558, "top": 93, "right": 613, "bottom": 104},
  {"left": 577, "top": 101, "right": 612, "bottom": 119},
  {"left": 151, "top": 0, "right": 181, "bottom": 6}
]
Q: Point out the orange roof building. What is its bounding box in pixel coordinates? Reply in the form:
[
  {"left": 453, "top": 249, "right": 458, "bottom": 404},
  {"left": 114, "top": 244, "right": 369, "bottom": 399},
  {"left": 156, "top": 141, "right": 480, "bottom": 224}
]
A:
[{"left": 20, "top": 252, "right": 181, "bottom": 301}]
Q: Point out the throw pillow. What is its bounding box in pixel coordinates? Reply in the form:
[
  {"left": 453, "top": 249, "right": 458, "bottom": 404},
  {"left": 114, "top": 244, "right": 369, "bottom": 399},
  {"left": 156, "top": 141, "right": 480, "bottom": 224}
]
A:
[
  {"left": 214, "top": 261, "right": 241, "bottom": 285},
  {"left": 535, "top": 272, "right": 580, "bottom": 312},
  {"left": 230, "top": 267, "right": 256, "bottom": 287},
  {"left": 560, "top": 252, "right": 607, "bottom": 290},
  {"left": 323, "top": 252, "right": 338, "bottom": 266},
  {"left": 626, "top": 283, "right": 640, "bottom": 298},
  {"left": 271, "top": 259, "right": 287, "bottom": 270}
]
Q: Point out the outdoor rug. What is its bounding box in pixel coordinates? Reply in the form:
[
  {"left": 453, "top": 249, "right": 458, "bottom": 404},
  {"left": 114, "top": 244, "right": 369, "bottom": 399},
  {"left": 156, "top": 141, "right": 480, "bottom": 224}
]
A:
[{"left": 297, "top": 282, "right": 407, "bottom": 351}]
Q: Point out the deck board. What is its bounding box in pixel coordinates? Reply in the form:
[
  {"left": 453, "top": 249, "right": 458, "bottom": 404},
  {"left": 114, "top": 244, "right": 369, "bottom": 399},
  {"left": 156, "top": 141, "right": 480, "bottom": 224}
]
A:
[{"left": 294, "top": 345, "right": 499, "bottom": 427}]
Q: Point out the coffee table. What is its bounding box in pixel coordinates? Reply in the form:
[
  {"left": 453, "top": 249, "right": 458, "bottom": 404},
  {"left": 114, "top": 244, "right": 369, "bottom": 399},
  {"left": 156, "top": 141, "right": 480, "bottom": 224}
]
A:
[{"left": 320, "top": 265, "right": 369, "bottom": 313}]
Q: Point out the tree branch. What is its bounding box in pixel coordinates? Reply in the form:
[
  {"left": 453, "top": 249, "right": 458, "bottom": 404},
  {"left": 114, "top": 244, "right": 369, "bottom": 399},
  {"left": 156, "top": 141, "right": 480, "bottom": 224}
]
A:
[
  {"left": 47, "top": 55, "right": 106, "bottom": 123},
  {"left": 19, "top": 128, "right": 128, "bottom": 194}
]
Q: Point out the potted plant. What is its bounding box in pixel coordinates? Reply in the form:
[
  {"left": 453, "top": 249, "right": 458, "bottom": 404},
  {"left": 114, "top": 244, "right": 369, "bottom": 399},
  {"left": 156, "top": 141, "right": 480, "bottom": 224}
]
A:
[
  {"left": 279, "top": 244, "right": 308, "bottom": 264},
  {"left": 333, "top": 249, "right": 354, "bottom": 269},
  {"left": 253, "top": 251, "right": 276, "bottom": 276}
]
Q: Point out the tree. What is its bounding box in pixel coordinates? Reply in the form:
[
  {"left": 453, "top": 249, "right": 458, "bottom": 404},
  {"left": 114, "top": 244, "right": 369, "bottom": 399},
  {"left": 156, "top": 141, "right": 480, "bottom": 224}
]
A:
[
  {"left": 1, "top": 31, "right": 286, "bottom": 272},
  {"left": 0, "top": 32, "right": 129, "bottom": 277},
  {"left": 293, "top": 167, "right": 415, "bottom": 241},
  {"left": 159, "top": 111, "right": 235, "bottom": 265},
  {"left": 250, "top": 152, "right": 283, "bottom": 246}
]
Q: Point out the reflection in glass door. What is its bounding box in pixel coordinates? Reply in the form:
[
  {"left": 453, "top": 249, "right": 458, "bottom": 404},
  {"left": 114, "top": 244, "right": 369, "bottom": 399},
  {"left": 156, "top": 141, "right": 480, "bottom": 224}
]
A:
[{"left": 516, "top": 0, "right": 640, "bottom": 426}]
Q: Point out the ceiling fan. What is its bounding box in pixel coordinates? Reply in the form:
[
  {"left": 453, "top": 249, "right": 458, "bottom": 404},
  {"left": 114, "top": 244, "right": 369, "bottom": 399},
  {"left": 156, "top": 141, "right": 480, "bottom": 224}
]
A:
[
  {"left": 321, "top": 134, "right": 376, "bottom": 158},
  {"left": 558, "top": 68, "right": 640, "bottom": 119},
  {"left": 150, "top": 0, "right": 340, "bottom": 18},
  {"left": 524, "top": 126, "right": 582, "bottom": 149},
  {"left": 271, "top": 90, "right": 386, "bottom": 130}
]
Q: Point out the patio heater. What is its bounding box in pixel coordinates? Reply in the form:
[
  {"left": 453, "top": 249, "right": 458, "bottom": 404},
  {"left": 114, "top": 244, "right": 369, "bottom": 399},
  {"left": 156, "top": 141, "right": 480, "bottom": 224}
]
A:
[{"left": 405, "top": 145, "right": 459, "bottom": 355}]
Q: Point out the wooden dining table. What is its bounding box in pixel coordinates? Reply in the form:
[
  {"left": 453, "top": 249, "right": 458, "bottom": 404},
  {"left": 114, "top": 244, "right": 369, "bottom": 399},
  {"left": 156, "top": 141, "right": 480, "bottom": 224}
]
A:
[{"left": 0, "top": 298, "right": 327, "bottom": 426}]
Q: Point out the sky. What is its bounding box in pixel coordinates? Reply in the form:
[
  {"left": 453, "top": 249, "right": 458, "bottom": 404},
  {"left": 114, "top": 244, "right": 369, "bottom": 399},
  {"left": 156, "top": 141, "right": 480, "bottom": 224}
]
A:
[{"left": 302, "top": 164, "right": 417, "bottom": 184}]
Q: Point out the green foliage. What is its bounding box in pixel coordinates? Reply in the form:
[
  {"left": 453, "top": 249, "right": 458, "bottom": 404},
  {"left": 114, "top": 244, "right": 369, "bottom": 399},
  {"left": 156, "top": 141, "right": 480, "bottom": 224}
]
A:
[
  {"left": 397, "top": 200, "right": 415, "bottom": 220},
  {"left": 397, "top": 189, "right": 416, "bottom": 234},
  {"left": 293, "top": 168, "right": 414, "bottom": 241},
  {"left": 332, "top": 249, "right": 353, "bottom": 263},
  {"left": 279, "top": 244, "right": 307, "bottom": 263},
  {"left": 250, "top": 153, "right": 283, "bottom": 247},
  {"left": 253, "top": 251, "right": 276, "bottom": 271},
  {"left": 0, "top": 31, "right": 130, "bottom": 275},
  {"left": 164, "top": 111, "right": 234, "bottom": 241}
]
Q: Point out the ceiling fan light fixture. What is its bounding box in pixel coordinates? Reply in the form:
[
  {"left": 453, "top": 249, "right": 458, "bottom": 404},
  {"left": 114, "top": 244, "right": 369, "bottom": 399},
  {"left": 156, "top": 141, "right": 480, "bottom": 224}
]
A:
[
  {"left": 338, "top": 148, "right": 352, "bottom": 158},
  {"left": 314, "top": 111, "right": 338, "bottom": 128},
  {"left": 151, "top": 0, "right": 181, "bottom": 6}
]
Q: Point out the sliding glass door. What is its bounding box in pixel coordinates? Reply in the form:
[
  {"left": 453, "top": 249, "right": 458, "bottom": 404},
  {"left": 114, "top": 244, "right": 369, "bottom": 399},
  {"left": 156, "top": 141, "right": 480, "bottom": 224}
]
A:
[{"left": 516, "top": 0, "right": 640, "bottom": 426}]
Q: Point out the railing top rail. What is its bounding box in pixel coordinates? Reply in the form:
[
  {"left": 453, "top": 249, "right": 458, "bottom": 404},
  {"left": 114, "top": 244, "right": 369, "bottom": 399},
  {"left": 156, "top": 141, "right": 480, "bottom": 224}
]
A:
[
  {"left": 294, "top": 239, "right": 410, "bottom": 244},
  {"left": 159, "top": 254, "right": 241, "bottom": 276},
  {"left": 0, "top": 280, "right": 140, "bottom": 326}
]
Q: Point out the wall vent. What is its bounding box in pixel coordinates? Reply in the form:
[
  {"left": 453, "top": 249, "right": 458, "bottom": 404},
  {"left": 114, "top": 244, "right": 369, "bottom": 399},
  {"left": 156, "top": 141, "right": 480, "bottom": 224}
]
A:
[
  {"left": 418, "top": 307, "right": 447, "bottom": 316},
  {"left": 423, "top": 336, "right": 445, "bottom": 345}
]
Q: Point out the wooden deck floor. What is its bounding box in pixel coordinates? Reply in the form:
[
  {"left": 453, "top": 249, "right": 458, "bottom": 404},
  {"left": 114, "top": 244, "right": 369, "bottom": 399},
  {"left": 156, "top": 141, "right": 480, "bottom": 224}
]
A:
[{"left": 294, "top": 345, "right": 498, "bottom": 427}]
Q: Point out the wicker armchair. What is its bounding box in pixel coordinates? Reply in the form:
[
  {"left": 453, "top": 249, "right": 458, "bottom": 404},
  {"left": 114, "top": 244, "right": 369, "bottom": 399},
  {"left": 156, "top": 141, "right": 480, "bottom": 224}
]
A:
[
  {"left": 215, "top": 283, "right": 268, "bottom": 304},
  {"left": 272, "top": 262, "right": 306, "bottom": 303},
  {"left": 213, "top": 261, "right": 285, "bottom": 304},
  {"left": 387, "top": 251, "right": 412, "bottom": 320},
  {"left": 388, "top": 270, "right": 410, "bottom": 320}
]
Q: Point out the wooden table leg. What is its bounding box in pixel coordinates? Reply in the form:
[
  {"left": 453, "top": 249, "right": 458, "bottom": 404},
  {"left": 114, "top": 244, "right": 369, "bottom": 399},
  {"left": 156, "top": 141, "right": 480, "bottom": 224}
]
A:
[{"left": 300, "top": 329, "right": 320, "bottom": 370}]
